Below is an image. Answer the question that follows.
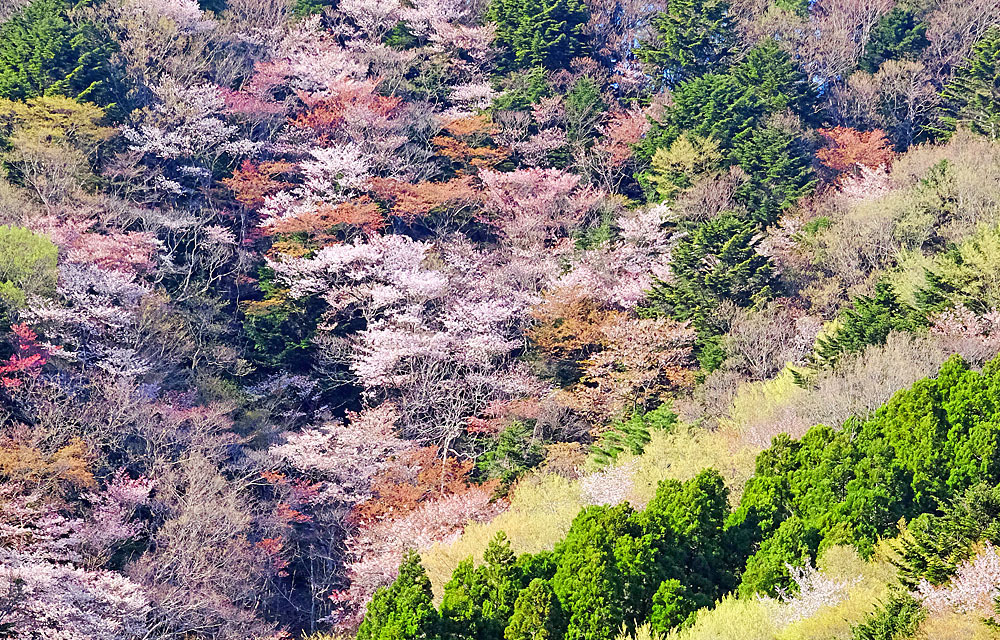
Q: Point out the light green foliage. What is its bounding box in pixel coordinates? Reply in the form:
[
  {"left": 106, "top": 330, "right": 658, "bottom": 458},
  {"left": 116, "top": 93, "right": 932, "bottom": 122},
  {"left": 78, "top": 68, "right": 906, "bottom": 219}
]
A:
[
  {"left": 504, "top": 579, "right": 565, "bottom": 640},
  {"left": 0, "top": 96, "right": 115, "bottom": 206},
  {"left": 778, "top": 545, "right": 897, "bottom": 640},
  {"left": 895, "top": 224, "right": 1000, "bottom": 312},
  {"left": 648, "top": 135, "right": 723, "bottom": 202},
  {"left": 649, "top": 579, "right": 696, "bottom": 634},
  {"left": 358, "top": 551, "right": 440, "bottom": 640},
  {"left": 0, "top": 224, "right": 57, "bottom": 307},
  {"left": 422, "top": 474, "right": 583, "bottom": 598},
  {"left": 665, "top": 594, "right": 779, "bottom": 640},
  {"left": 487, "top": 0, "right": 589, "bottom": 71}
]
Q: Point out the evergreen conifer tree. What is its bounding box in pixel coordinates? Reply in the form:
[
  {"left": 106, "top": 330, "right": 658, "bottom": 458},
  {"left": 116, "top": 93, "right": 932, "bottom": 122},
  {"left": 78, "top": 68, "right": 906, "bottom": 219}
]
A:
[
  {"left": 858, "top": 8, "right": 929, "bottom": 73},
  {"left": 503, "top": 579, "right": 565, "bottom": 640},
  {"left": 638, "top": 0, "right": 736, "bottom": 85},
  {"left": 488, "top": 0, "right": 590, "bottom": 71},
  {"left": 939, "top": 26, "right": 1000, "bottom": 138},
  {"left": 732, "top": 125, "right": 816, "bottom": 227},
  {"left": 0, "top": 0, "right": 121, "bottom": 108},
  {"left": 358, "top": 551, "right": 440, "bottom": 640}
]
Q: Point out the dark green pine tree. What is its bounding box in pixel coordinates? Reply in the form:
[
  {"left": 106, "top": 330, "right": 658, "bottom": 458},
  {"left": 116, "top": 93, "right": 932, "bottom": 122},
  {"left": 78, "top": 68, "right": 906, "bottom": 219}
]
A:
[
  {"left": 732, "top": 124, "right": 816, "bottom": 227},
  {"left": 503, "top": 579, "right": 565, "bottom": 640},
  {"left": 637, "top": 73, "right": 765, "bottom": 162},
  {"left": 477, "top": 533, "right": 523, "bottom": 640},
  {"left": 732, "top": 40, "right": 817, "bottom": 121},
  {"left": 0, "top": 0, "right": 122, "bottom": 107},
  {"left": 440, "top": 533, "right": 523, "bottom": 640},
  {"left": 644, "top": 213, "right": 776, "bottom": 335},
  {"left": 487, "top": 0, "right": 590, "bottom": 71},
  {"left": 858, "top": 7, "right": 929, "bottom": 73},
  {"left": 358, "top": 551, "right": 440, "bottom": 640},
  {"left": 637, "top": 0, "right": 736, "bottom": 86},
  {"left": 440, "top": 559, "right": 483, "bottom": 640},
  {"left": 938, "top": 25, "right": 1000, "bottom": 139},
  {"left": 813, "top": 282, "right": 923, "bottom": 368},
  {"left": 550, "top": 504, "right": 640, "bottom": 640}
]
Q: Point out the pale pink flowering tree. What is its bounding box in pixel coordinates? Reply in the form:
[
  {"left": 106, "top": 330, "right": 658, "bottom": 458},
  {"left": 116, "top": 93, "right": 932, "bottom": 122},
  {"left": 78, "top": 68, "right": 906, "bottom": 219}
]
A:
[
  {"left": 836, "top": 164, "right": 894, "bottom": 203},
  {"left": 271, "top": 16, "right": 368, "bottom": 93},
  {"left": 23, "top": 263, "right": 152, "bottom": 374},
  {"left": 271, "top": 233, "right": 547, "bottom": 450},
  {"left": 580, "top": 459, "right": 638, "bottom": 506},
  {"left": 79, "top": 469, "right": 155, "bottom": 568},
  {"left": 555, "top": 206, "right": 671, "bottom": 309},
  {"left": 123, "top": 77, "right": 262, "bottom": 199},
  {"left": 31, "top": 216, "right": 159, "bottom": 275},
  {"left": 479, "top": 168, "right": 601, "bottom": 251},
  {"left": 121, "top": 0, "right": 213, "bottom": 33},
  {"left": 0, "top": 551, "right": 151, "bottom": 640},
  {"left": 515, "top": 129, "right": 569, "bottom": 167},
  {"left": 336, "top": 0, "right": 401, "bottom": 40},
  {"left": 769, "top": 562, "right": 861, "bottom": 627},
  {"left": 268, "top": 234, "right": 447, "bottom": 318},
  {"left": 0, "top": 488, "right": 84, "bottom": 563},
  {"left": 918, "top": 542, "right": 1000, "bottom": 618},
  {"left": 271, "top": 404, "right": 411, "bottom": 506},
  {"left": 928, "top": 305, "right": 1000, "bottom": 363}
]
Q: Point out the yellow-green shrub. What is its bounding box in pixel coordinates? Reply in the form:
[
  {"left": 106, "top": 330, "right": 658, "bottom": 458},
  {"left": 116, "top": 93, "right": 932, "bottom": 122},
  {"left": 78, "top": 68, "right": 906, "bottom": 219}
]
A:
[
  {"left": 667, "top": 595, "right": 780, "bottom": 640},
  {"left": 421, "top": 473, "right": 582, "bottom": 597}
]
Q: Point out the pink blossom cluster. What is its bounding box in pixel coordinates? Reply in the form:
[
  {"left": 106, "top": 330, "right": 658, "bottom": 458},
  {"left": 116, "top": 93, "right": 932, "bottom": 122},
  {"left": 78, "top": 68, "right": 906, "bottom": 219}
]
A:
[{"left": 918, "top": 542, "right": 1000, "bottom": 618}]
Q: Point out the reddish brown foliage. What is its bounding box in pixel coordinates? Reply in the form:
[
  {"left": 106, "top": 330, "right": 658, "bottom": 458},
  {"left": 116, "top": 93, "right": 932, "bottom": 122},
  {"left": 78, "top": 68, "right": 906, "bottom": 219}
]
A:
[
  {"left": 817, "top": 127, "right": 895, "bottom": 173},
  {"left": 350, "top": 446, "right": 480, "bottom": 523},
  {"left": 264, "top": 197, "right": 385, "bottom": 240},
  {"left": 528, "top": 291, "right": 614, "bottom": 362},
  {"left": 432, "top": 115, "right": 511, "bottom": 171},
  {"left": 0, "top": 324, "right": 48, "bottom": 389},
  {"left": 368, "top": 176, "right": 481, "bottom": 222},
  {"left": 224, "top": 160, "right": 296, "bottom": 209},
  {"left": 291, "top": 89, "right": 403, "bottom": 140}
]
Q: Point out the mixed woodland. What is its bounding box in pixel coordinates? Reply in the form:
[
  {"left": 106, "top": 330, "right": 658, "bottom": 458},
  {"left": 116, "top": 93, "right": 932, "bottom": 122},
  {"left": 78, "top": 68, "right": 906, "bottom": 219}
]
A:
[{"left": 5, "top": 0, "right": 1000, "bottom": 637}]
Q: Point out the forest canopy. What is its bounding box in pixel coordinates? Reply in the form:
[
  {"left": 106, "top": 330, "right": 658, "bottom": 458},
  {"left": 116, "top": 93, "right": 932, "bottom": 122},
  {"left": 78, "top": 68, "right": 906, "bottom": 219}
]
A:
[{"left": 1, "top": 0, "right": 1000, "bottom": 637}]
